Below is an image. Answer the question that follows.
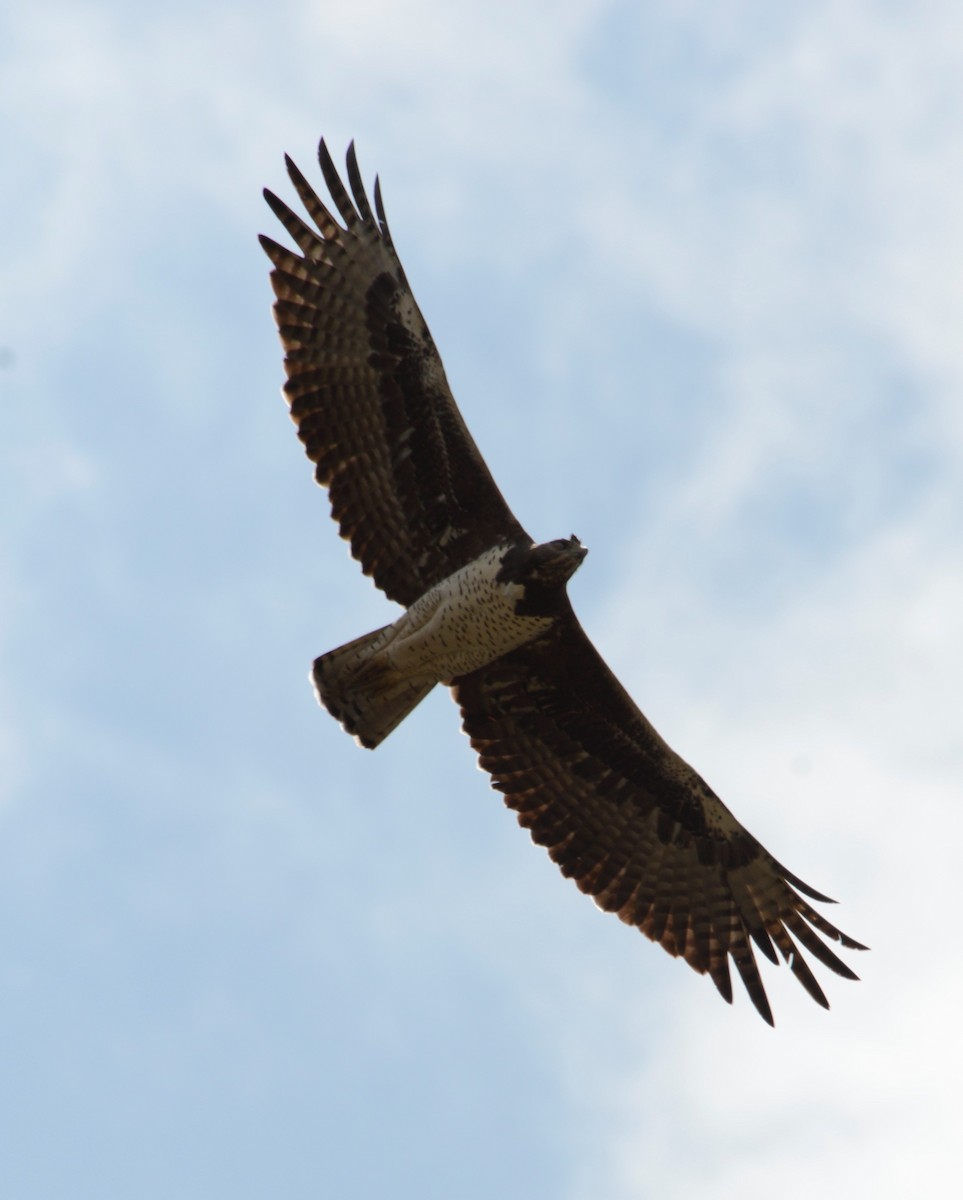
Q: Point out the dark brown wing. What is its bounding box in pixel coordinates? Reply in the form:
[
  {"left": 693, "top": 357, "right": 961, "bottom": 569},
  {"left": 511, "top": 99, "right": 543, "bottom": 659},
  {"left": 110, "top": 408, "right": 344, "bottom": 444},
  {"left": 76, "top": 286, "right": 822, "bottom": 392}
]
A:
[
  {"left": 259, "top": 140, "right": 528, "bottom": 607},
  {"left": 453, "top": 609, "right": 866, "bottom": 1025}
]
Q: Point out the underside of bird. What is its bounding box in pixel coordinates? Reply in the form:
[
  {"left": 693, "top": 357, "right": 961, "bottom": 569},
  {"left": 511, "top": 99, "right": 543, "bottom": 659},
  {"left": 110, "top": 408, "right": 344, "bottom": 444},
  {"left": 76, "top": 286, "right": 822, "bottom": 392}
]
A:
[
  {"left": 314, "top": 539, "right": 584, "bottom": 748},
  {"left": 260, "top": 137, "right": 867, "bottom": 1026}
]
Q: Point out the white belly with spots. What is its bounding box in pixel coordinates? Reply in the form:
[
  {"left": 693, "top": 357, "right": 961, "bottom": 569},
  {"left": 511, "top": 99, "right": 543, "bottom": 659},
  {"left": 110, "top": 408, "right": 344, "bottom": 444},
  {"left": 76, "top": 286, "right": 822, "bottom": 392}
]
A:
[{"left": 382, "top": 544, "right": 550, "bottom": 681}]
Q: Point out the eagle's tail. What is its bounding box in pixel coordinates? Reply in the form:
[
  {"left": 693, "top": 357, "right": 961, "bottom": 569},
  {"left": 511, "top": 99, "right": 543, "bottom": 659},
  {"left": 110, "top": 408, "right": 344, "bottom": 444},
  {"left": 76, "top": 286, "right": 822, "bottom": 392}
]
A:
[{"left": 312, "top": 626, "right": 435, "bottom": 749}]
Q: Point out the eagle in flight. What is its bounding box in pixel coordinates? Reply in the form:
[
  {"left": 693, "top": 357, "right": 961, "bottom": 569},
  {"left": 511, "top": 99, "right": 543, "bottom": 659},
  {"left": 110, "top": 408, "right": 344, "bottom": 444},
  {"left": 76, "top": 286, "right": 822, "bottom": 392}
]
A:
[{"left": 259, "top": 139, "right": 865, "bottom": 1025}]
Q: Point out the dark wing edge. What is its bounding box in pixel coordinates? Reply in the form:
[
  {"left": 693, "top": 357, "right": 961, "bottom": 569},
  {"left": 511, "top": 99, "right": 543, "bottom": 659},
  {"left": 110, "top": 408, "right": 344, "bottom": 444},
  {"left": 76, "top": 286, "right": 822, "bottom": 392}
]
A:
[
  {"left": 259, "top": 139, "right": 528, "bottom": 607},
  {"left": 453, "top": 610, "right": 867, "bottom": 1026}
]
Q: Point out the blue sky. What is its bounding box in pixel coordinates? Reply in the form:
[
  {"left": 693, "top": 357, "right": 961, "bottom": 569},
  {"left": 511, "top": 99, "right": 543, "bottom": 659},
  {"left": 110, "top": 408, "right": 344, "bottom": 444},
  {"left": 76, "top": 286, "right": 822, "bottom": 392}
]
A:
[{"left": 2, "top": 2, "right": 961, "bottom": 1197}]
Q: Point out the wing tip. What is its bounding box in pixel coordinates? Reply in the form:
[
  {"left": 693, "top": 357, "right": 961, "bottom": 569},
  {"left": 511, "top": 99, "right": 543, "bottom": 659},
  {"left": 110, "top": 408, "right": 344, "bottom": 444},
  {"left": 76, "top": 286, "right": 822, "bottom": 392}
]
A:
[{"left": 317, "top": 136, "right": 337, "bottom": 180}]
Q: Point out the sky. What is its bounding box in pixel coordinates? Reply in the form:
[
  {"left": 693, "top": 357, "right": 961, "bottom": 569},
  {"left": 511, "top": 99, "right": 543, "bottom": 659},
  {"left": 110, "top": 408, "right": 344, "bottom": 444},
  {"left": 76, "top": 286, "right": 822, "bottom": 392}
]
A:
[{"left": 2, "top": 1, "right": 962, "bottom": 1197}]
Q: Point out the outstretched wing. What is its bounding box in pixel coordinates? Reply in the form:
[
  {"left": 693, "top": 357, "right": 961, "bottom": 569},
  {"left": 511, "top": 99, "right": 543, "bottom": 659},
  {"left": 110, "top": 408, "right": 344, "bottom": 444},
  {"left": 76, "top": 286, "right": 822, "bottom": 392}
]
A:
[
  {"left": 454, "top": 611, "right": 866, "bottom": 1025},
  {"left": 260, "top": 140, "right": 528, "bottom": 607}
]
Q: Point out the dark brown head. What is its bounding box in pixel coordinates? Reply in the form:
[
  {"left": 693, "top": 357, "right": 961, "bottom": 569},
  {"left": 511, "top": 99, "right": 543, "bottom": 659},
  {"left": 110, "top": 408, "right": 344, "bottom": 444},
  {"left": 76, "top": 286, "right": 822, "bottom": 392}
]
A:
[
  {"left": 526, "top": 536, "right": 588, "bottom": 584},
  {"left": 497, "top": 536, "right": 588, "bottom": 616}
]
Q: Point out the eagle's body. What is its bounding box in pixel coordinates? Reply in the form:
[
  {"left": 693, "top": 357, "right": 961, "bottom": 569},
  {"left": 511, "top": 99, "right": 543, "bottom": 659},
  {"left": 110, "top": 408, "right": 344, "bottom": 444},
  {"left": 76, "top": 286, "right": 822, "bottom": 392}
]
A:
[
  {"left": 315, "top": 537, "right": 586, "bottom": 748},
  {"left": 260, "top": 140, "right": 866, "bottom": 1025}
]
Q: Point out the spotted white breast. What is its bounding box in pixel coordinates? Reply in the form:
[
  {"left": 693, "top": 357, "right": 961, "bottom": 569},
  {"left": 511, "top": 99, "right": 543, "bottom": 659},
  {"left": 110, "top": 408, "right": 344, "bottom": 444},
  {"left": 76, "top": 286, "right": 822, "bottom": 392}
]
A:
[{"left": 379, "top": 543, "right": 552, "bottom": 682}]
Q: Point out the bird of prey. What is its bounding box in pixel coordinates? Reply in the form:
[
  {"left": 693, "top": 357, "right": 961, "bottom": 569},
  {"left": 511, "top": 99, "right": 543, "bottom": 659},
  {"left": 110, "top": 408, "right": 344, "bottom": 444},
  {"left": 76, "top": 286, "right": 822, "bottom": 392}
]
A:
[{"left": 259, "top": 139, "right": 865, "bottom": 1025}]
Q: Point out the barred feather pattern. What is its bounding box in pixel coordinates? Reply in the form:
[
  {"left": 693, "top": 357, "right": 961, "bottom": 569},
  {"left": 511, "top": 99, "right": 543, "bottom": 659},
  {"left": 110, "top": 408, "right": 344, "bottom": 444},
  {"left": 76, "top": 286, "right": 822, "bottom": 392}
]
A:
[
  {"left": 260, "top": 140, "right": 527, "bottom": 607},
  {"left": 454, "top": 611, "right": 867, "bottom": 1026}
]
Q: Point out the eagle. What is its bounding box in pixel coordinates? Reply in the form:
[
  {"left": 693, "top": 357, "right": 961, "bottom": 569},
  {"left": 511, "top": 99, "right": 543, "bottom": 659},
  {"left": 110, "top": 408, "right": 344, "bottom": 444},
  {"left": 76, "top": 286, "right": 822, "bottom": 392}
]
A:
[{"left": 259, "top": 139, "right": 866, "bottom": 1025}]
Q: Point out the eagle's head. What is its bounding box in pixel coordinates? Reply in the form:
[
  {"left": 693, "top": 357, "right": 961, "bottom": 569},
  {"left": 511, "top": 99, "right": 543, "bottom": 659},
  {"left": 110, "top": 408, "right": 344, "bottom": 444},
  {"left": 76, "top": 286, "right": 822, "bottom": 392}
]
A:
[
  {"left": 497, "top": 536, "right": 587, "bottom": 615},
  {"left": 526, "top": 535, "right": 588, "bottom": 586}
]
